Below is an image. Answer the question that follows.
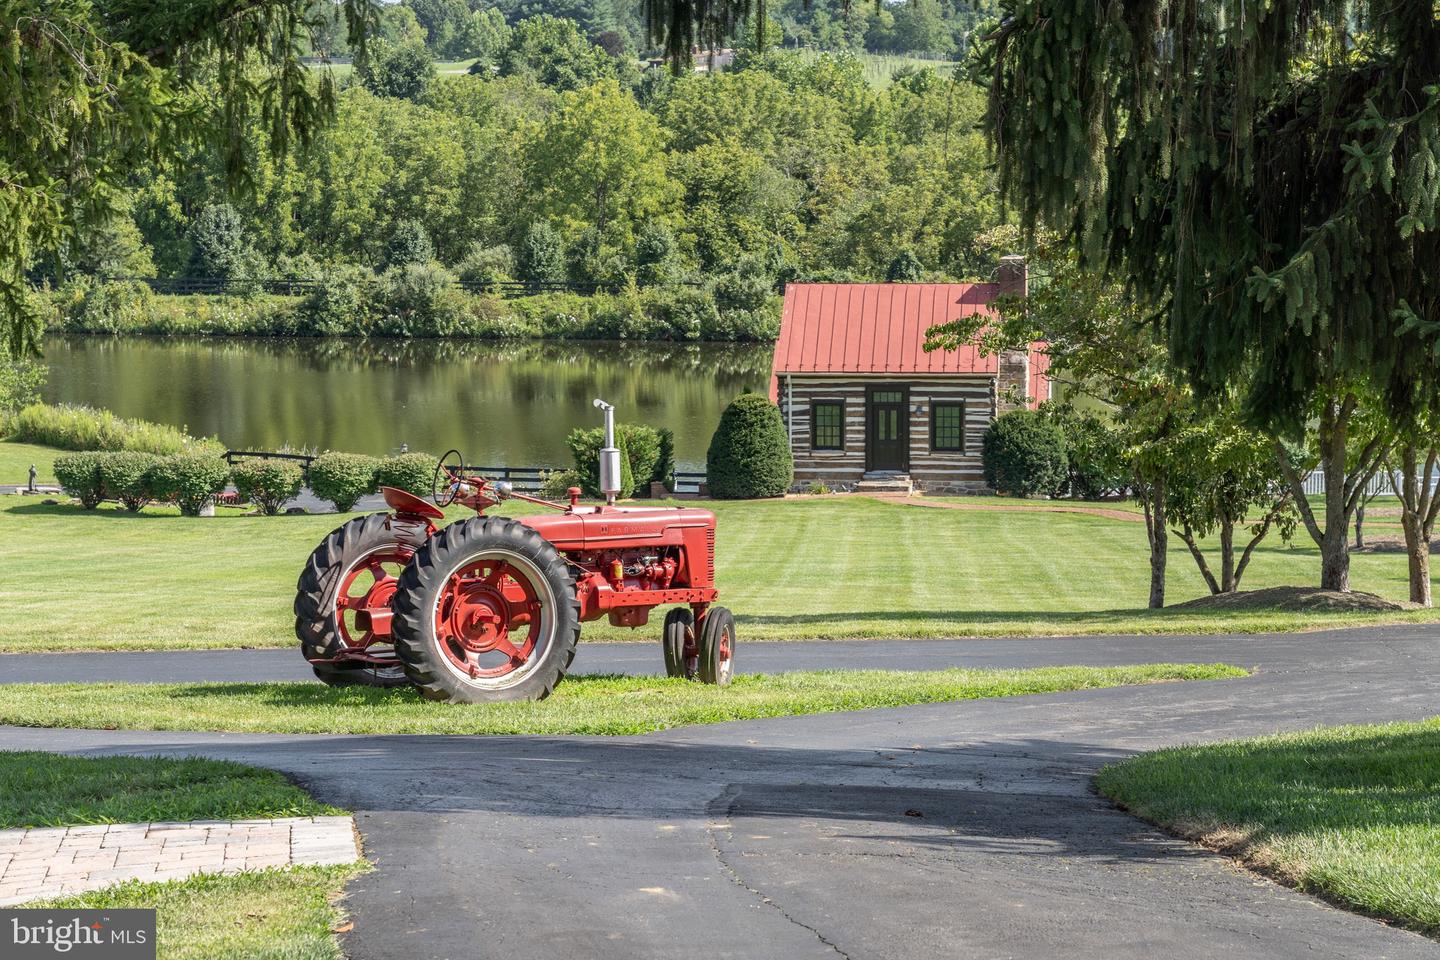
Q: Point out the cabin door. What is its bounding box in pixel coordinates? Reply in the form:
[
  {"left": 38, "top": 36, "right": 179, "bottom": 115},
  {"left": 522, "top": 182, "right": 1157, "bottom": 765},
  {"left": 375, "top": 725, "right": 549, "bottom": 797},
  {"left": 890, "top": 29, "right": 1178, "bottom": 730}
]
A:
[{"left": 866, "top": 386, "right": 908, "bottom": 472}]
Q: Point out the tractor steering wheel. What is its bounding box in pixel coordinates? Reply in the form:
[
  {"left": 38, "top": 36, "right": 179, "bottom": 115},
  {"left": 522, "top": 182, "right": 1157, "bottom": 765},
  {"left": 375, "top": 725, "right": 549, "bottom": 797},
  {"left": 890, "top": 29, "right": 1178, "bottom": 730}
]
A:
[{"left": 432, "top": 449, "right": 466, "bottom": 507}]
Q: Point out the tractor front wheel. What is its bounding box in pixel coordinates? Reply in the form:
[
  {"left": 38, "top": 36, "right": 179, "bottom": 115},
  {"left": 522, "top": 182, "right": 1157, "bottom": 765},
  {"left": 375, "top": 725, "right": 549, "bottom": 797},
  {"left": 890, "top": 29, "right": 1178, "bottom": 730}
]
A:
[
  {"left": 697, "top": 607, "right": 735, "bottom": 686},
  {"left": 391, "top": 517, "right": 580, "bottom": 702},
  {"left": 662, "top": 607, "right": 696, "bottom": 679},
  {"left": 294, "top": 513, "right": 424, "bottom": 689}
]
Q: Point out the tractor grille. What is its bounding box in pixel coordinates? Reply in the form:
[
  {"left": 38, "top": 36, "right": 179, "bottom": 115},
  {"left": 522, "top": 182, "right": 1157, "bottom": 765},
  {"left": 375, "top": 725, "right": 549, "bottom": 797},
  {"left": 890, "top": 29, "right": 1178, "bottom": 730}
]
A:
[{"left": 706, "top": 527, "right": 715, "bottom": 572}]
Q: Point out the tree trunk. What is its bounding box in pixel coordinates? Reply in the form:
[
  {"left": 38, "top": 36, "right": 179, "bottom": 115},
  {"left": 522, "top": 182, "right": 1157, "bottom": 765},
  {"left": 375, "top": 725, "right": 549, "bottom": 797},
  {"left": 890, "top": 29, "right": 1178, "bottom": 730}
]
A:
[
  {"left": 1402, "top": 515, "right": 1432, "bottom": 607},
  {"left": 1142, "top": 477, "right": 1168, "bottom": 609},
  {"left": 1317, "top": 396, "right": 1353, "bottom": 592},
  {"left": 1176, "top": 525, "right": 1220, "bottom": 594},
  {"left": 1219, "top": 516, "right": 1236, "bottom": 592},
  {"left": 1354, "top": 501, "right": 1366, "bottom": 548}
]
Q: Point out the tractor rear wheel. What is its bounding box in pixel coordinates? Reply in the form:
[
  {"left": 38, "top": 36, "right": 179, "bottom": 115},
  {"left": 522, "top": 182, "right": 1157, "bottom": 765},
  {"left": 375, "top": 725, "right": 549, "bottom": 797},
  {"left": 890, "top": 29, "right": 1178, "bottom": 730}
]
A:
[
  {"left": 294, "top": 513, "right": 425, "bottom": 689},
  {"left": 662, "top": 607, "right": 696, "bottom": 679},
  {"left": 391, "top": 516, "right": 580, "bottom": 702},
  {"left": 697, "top": 607, "right": 735, "bottom": 686}
]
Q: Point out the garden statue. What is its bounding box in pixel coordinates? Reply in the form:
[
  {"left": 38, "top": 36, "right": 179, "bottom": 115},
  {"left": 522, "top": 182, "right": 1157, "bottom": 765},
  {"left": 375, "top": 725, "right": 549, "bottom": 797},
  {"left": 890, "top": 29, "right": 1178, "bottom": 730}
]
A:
[{"left": 27, "top": 465, "right": 36, "bottom": 493}]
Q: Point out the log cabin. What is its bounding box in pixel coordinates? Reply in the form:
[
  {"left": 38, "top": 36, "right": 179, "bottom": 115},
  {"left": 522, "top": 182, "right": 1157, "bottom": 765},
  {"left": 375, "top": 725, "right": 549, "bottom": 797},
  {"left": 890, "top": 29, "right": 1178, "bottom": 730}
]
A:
[{"left": 769, "top": 256, "right": 1050, "bottom": 494}]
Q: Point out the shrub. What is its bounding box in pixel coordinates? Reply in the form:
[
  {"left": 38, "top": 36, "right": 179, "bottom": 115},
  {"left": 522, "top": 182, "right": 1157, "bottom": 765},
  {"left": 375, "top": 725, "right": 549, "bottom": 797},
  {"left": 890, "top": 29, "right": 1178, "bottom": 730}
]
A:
[
  {"left": 308, "top": 452, "right": 380, "bottom": 512},
  {"left": 147, "top": 454, "right": 231, "bottom": 516},
  {"left": 53, "top": 452, "right": 107, "bottom": 509},
  {"left": 886, "top": 248, "right": 924, "bottom": 282},
  {"left": 516, "top": 222, "right": 566, "bottom": 284},
  {"left": 566, "top": 424, "right": 659, "bottom": 499},
  {"left": 456, "top": 243, "right": 515, "bottom": 287},
  {"left": 706, "top": 394, "right": 792, "bottom": 499},
  {"left": 634, "top": 224, "right": 679, "bottom": 287},
  {"left": 1040, "top": 405, "right": 1129, "bottom": 499},
  {"left": 61, "top": 279, "right": 153, "bottom": 333},
  {"left": 296, "top": 268, "right": 371, "bottom": 336},
  {"left": 644, "top": 287, "right": 713, "bottom": 341},
  {"left": 654, "top": 427, "right": 675, "bottom": 490},
  {"left": 96, "top": 451, "right": 163, "bottom": 512},
  {"left": 189, "top": 203, "right": 254, "bottom": 280},
  {"left": 385, "top": 218, "right": 435, "bottom": 268},
  {"left": 376, "top": 452, "right": 435, "bottom": 497},
  {"left": 539, "top": 467, "right": 583, "bottom": 501},
  {"left": 372, "top": 264, "right": 467, "bottom": 337},
  {"left": 982, "top": 409, "right": 1069, "bottom": 497},
  {"left": 0, "top": 355, "right": 46, "bottom": 415},
  {"left": 5, "top": 403, "right": 222, "bottom": 456},
  {"left": 230, "top": 459, "right": 305, "bottom": 515}
]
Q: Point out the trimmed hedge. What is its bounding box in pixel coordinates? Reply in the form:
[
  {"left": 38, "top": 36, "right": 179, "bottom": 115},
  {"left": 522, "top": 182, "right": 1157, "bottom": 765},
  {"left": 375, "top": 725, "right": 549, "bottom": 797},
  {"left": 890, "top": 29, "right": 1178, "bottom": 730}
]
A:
[
  {"left": 375, "top": 452, "right": 435, "bottom": 498},
  {"left": 97, "top": 451, "right": 163, "bottom": 512},
  {"left": 706, "top": 395, "right": 792, "bottom": 499},
  {"left": 53, "top": 452, "right": 108, "bottom": 509},
  {"left": 308, "top": 452, "right": 380, "bottom": 512},
  {"left": 230, "top": 459, "right": 305, "bottom": 515},
  {"left": 982, "top": 409, "right": 1069, "bottom": 497},
  {"left": 147, "top": 454, "right": 231, "bottom": 516}
]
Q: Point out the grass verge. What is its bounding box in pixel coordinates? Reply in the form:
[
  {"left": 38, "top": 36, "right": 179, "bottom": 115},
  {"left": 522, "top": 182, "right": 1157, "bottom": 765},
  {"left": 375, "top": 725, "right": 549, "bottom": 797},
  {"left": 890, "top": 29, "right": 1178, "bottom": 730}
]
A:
[
  {"left": 34, "top": 864, "right": 367, "bottom": 960},
  {"left": 1096, "top": 717, "right": 1440, "bottom": 936},
  {"left": 0, "top": 751, "right": 340, "bottom": 828},
  {"left": 0, "top": 665, "right": 1246, "bottom": 735}
]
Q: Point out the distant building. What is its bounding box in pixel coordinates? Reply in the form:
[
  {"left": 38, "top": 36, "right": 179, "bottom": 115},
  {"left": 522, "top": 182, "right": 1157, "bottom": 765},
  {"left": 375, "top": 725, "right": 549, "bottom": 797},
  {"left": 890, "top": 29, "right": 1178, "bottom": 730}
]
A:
[
  {"left": 769, "top": 257, "right": 1049, "bottom": 494},
  {"left": 645, "top": 47, "right": 736, "bottom": 73}
]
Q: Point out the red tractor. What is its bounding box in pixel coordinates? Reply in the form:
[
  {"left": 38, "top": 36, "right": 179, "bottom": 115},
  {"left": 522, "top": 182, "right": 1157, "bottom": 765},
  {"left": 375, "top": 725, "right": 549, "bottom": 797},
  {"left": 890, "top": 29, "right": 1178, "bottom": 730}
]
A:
[{"left": 294, "top": 400, "right": 734, "bottom": 702}]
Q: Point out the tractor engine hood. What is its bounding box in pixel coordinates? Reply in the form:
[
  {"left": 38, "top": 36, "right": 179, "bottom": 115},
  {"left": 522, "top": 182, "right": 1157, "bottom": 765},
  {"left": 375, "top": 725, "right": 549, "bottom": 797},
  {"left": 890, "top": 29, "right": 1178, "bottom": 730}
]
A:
[{"left": 518, "top": 506, "right": 715, "bottom": 552}]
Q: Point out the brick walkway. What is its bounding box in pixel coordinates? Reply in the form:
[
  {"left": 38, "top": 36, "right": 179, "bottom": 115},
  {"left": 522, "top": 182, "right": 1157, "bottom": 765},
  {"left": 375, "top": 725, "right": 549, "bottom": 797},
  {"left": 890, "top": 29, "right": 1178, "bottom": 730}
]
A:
[{"left": 0, "top": 815, "right": 359, "bottom": 905}]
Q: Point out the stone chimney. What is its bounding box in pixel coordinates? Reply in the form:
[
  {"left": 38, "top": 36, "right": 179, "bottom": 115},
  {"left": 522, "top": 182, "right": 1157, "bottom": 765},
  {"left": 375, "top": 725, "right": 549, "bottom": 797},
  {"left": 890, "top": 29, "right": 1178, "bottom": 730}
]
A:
[{"left": 995, "top": 255, "right": 1031, "bottom": 414}]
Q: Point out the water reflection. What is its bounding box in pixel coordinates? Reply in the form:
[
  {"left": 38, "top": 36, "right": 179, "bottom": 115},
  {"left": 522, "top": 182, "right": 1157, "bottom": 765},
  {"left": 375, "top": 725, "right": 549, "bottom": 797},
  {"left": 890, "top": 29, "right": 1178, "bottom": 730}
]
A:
[{"left": 41, "top": 336, "right": 774, "bottom": 469}]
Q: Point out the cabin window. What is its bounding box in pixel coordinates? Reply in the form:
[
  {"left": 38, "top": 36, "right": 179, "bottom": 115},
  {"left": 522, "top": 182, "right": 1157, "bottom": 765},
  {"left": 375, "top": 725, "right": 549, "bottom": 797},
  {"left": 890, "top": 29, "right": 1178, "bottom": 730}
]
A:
[
  {"left": 931, "top": 402, "right": 965, "bottom": 452},
  {"left": 811, "top": 401, "right": 844, "bottom": 450}
]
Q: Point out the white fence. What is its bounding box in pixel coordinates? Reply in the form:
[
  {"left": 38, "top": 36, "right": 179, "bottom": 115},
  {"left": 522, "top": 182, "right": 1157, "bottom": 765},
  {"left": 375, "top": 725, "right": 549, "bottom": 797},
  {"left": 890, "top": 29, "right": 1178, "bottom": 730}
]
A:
[{"left": 1300, "top": 469, "right": 1440, "bottom": 497}]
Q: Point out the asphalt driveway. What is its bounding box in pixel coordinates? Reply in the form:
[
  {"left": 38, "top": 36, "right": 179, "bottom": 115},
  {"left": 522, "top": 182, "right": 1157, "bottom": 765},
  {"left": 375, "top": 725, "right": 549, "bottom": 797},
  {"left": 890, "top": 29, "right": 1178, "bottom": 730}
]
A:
[{"left": 1, "top": 625, "right": 1437, "bottom": 960}]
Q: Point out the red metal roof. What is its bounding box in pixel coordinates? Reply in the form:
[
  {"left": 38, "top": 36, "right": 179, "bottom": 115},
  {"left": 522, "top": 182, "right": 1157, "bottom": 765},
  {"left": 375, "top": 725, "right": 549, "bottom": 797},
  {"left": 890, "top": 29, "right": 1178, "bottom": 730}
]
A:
[{"left": 773, "top": 283, "right": 1004, "bottom": 374}]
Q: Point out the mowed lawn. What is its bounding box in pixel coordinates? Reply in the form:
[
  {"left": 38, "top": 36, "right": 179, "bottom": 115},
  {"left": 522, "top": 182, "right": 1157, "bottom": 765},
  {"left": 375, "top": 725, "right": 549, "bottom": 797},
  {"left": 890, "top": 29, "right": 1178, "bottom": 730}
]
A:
[
  {"left": 1, "top": 445, "right": 1437, "bottom": 652},
  {"left": 1097, "top": 718, "right": 1440, "bottom": 935}
]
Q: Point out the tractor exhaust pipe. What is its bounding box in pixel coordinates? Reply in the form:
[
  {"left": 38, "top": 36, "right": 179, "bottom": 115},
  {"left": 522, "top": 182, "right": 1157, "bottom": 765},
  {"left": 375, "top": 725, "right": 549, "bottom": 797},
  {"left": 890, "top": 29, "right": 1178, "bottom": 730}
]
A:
[{"left": 593, "top": 398, "right": 621, "bottom": 506}]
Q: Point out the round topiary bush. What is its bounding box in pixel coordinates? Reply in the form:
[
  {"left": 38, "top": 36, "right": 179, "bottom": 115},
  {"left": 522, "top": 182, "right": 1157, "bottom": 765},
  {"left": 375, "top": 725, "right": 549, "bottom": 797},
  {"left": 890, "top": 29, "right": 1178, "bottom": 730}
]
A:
[
  {"left": 375, "top": 452, "right": 435, "bottom": 497},
  {"left": 97, "top": 451, "right": 163, "bottom": 512},
  {"left": 230, "top": 459, "right": 305, "bottom": 515},
  {"left": 706, "top": 394, "right": 793, "bottom": 499},
  {"left": 982, "top": 409, "right": 1069, "bottom": 497},
  {"left": 147, "top": 453, "right": 231, "bottom": 516},
  {"left": 53, "top": 452, "right": 108, "bottom": 509},
  {"left": 308, "top": 452, "right": 380, "bottom": 512}
]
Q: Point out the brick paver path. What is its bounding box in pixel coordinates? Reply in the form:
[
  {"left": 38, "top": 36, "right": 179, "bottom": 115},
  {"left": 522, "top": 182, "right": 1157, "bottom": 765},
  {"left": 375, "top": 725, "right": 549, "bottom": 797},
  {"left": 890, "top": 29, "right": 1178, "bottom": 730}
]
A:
[{"left": 0, "top": 815, "right": 358, "bottom": 905}]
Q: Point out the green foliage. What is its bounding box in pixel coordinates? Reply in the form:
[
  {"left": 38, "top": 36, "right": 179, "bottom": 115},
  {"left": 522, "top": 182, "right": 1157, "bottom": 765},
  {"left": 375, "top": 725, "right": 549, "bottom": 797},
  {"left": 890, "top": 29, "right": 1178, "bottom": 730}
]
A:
[
  {"left": 982, "top": 409, "right": 1067, "bottom": 498},
  {"left": 654, "top": 427, "right": 676, "bottom": 489},
  {"left": 516, "top": 222, "right": 566, "bottom": 284},
  {"left": 495, "top": 15, "right": 617, "bottom": 91},
  {"left": 634, "top": 224, "right": 680, "bottom": 287},
  {"left": 357, "top": 37, "right": 436, "bottom": 101},
  {"left": 375, "top": 452, "right": 436, "bottom": 497},
  {"left": 146, "top": 454, "right": 231, "bottom": 516},
  {"left": 372, "top": 263, "right": 468, "bottom": 337},
  {"left": 0, "top": 353, "right": 46, "bottom": 415},
  {"left": 455, "top": 243, "right": 515, "bottom": 286},
  {"left": 706, "top": 394, "right": 792, "bottom": 499},
  {"left": 53, "top": 452, "right": 108, "bottom": 509},
  {"left": 187, "top": 204, "right": 254, "bottom": 280},
  {"left": 977, "top": 0, "right": 1440, "bottom": 432},
  {"left": 885, "top": 248, "right": 923, "bottom": 282},
  {"left": 1038, "top": 405, "right": 1128, "bottom": 499},
  {"left": 307, "top": 453, "right": 380, "bottom": 512},
  {"left": 296, "top": 268, "right": 370, "bottom": 336},
  {"left": 566, "top": 423, "right": 661, "bottom": 499},
  {"left": 385, "top": 219, "right": 435, "bottom": 269},
  {"left": 60, "top": 280, "right": 154, "bottom": 335},
  {"left": 5, "top": 403, "right": 221, "bottom": 456},
  {"left": 96, "top": 451, "right": 164, "bottom": 512},
  {"left": 230, "top": 459, "right": 305, "bottom": 516},
  {"left": 538, "top": 467, "right": 583, "bottom": 500},
  {"left": 0, "top": 0, "right": 374, "bottom": 357}
]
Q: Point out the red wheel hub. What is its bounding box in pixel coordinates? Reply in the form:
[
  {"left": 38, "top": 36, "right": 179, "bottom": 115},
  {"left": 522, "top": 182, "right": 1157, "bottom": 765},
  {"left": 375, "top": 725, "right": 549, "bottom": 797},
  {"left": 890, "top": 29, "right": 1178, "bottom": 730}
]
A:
[
  {"left": 335, "top": 549, "right": 411, "bottom": 649},
  {"left": 435, "top": 560, "right": 544, "bottom": 680}
]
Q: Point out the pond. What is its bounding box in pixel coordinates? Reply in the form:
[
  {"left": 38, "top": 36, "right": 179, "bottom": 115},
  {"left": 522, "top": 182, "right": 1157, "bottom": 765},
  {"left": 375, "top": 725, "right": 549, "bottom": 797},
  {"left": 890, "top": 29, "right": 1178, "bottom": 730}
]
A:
[{"left": 40, "top": 336, "right": 774, "bottom": 471}]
